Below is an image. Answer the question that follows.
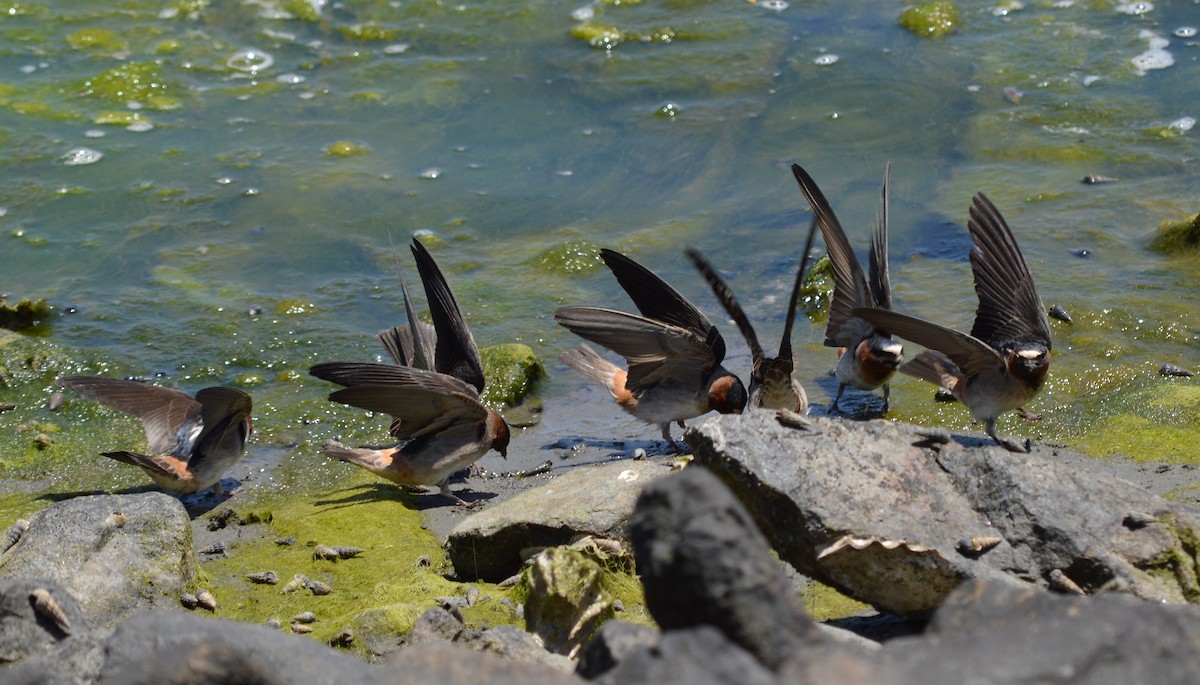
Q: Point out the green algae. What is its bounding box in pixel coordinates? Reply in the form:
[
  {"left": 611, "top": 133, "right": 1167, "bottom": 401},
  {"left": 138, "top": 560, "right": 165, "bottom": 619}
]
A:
[
  {"left": 198, "top": 472, "right": 524, "bottom": 654},
  {"left": 1138, "top": 514, "right": 1200, "bottom": 604},
  {"left": 0, "top": 298, "right": 51, "bottom": 331},
  {"left": 66, "top": 27, "right": 125, "bottom": 52},
  {"left": 899, "top": 2, "right": 960, "bottom": 38},
  {"left": 281, "top": 0, "right": 322, "bottom": 23},
  {"left": 337, "top": 23, "right": 398, "bottom": 42},
  {"left": 326, "top": 141, "right": 371, "bottom": 158},
  {"left": 1149, "top": 213, "right": 1200, "bottom": 255},
  {"left": 801, "top": 580, "right": 873, "bottom": 622},
  {"left": 799, "top": 255, "right": 834, "bottom": 324},
  {"left": 532, "top": 240, "right": 605, "bottom": 275}
]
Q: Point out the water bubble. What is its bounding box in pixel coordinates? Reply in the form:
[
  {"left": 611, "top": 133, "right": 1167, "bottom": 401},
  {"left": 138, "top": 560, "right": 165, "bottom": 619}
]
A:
[
  {"left": 1115, "top": 2, "right": 1153, "bottom": 14},
  {"left": 19, "top": 64, "right": 36, "bottom": 74},
  {"left": 571, "top": 6, "right": 593, "bottom": 21},
  {"left": 84, "top": 129, "right": 106, "bottom": 138},
  {"left": 759, "top": 0, "right": 788, "bottom": 11},
  {"left": 1082, "top": 75, "right": 1101, "bottom": 86},
  {"left": 419, "top": 168, "right": 443, "bottom": 180},
  {"left": 62, "top": 148, "right": 103, "bottom": 166},
  {"left": 383, "top": 43, "right": 410, "bottom": 55},
  {"left": 227, "top": 48, "right": 274, "bottom": 74},
  {"left": 276, "top": 73, "right": 306, "bottom": 84},
  {"left": 656, "top": 102, "right": 681, "bottom": 118},
  {"left": 126, "top": 120, "right": 154, "bottom": 133},
  {"left": 242, "top": 188, "right": 260, "bottom": 197},
  {"left": 814, "top": 54, "right": 839, "bottom": 66},
  {"left": 1175, "top": 27, "right": 1197, "bottom": 38},
  {"left": 1168, "top": 117, "right": 1195, "bottom": 134}
]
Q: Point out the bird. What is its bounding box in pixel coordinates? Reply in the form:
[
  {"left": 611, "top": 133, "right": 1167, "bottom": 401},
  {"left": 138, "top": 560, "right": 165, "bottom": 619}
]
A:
[
  {"left": 791, "top": 162, "right": 903, "bottom": 413},
  {"left": 684, "top": 215, "right": 819, "bottom": 413},
  {"left": 54, "top": 375, "right": 253, "bottom": 495},
  {"left": 309, "top": 237, "right": 509, "bottom": 506},
  {"left": 852, "top": 192, "right": 1052, "bottom": 453},
  {"left": 555, "top": 248, "right": 747, "bottom": 451}
]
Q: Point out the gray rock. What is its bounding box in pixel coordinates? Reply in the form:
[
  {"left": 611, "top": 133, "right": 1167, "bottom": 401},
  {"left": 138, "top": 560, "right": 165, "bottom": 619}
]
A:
[
  {"left": 783, "top": 579, "right": 1200, "bottom": 685},
  {"left": 461, "top": 624, "right": 573, "bottom": 672},
  {"left": 0, "top": 493, "right": 196, "bottom": 628},
  {"left": 595, "top": 626, "right": 778, "bottom": 685},
  {"left": 629, "top": 467, "right": 840, "bottom": 671},
  {"left": 447, "top": 461, "right": 670, "bottom": 581},
  {"left": 0, "top": 578, "right": 107, "bottom": 685},
  {"left": 523, "top": 546, "right": 615, "bottom": 658},
  {"left": 688, "top": 413, "right": 1200, "bottom": 615},
  {"left": 576, "top": 619, "right": 660, "bottom": 680},
  {"left": 97, "top": 611, "right": 391, "bottom": 685},
  {"left": 385, "top": 640, "right": 587, "bottom": 685}
]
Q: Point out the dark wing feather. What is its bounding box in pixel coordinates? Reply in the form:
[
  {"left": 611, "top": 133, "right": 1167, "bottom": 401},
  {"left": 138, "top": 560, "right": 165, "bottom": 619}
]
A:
[
  {"left": 850, "top": 307, "right": 1004, "bottom": 380},
  {"left": 868, "top": 163, "right": 893, "bottom": 311},
  {"left": 410, "top": 238, "right": 486, "bottom": 393},
  {"left": 323, "top": 372, "right": 488, "bottom": 440},
  {"left": 790, "top": 164, "right": 875, "bottom": 347},
  {"left": 554, "top": 306, "right": 717, "bottom": 392},
  {"left": 966, "top": 194, "right": 1052, "bottom": 350},
  {"left": 377, "top": 321, "right": 438, "bottom": 369},
  {"left": 599, "top": 249, "right": 725, "bottom": 362},
  {"left": 309, "top": 361, "right": 481, "bottom": 398},
  {"left": 188, "top": 386, "right": 252, "bottom": 468},
  {"left": 56, "top": 376, "right": 200, "bottom": 455},
  {"left": 779, "top": 214, "right": 819, "bottom": 359},
  {"left": 685, "top": 248, "right": 763, "bottom": 366}
]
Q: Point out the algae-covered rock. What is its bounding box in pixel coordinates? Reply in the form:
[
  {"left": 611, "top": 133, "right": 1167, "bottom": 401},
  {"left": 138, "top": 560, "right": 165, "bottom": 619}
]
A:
[
  {"left": 522, "top": 546, "right": 617, "bottom": 658},
  {"left": 326, "top": 140, "right": 371, "bottom": 157},
  {"left": 0, "top": 492, "right": 196, "bottom": 628},
  {"left": 0, "top": 298, "right": 52, "bottom": 331},
  {"left": 532, "top": 240, "right": 605, "bottom": 275},
  {"left": 1149, "top": 213, "right": 1200, "bottom": 255},
  {"left": 899, "top": 1, "right": 960, "bottom": 38},
  {"left": 799, "top": 254, "right": 833, "bottom": 323},
  {"left": 480, "top": 343, "right": 543, "bottom": 409}
]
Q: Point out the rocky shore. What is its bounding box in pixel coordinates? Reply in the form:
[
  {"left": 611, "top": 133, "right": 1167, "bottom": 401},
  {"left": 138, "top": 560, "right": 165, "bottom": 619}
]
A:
[{"left": 4, "top": 412, "right": 1200, "bottom": 684}]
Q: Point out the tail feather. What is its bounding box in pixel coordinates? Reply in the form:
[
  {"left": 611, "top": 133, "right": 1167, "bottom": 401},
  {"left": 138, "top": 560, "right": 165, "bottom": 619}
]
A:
[
  {"left": 900, "top": 350, "right": 960, "bottom": 392},
  {"left": 559, "top": 343, "right": 620, "bottom": 387}
]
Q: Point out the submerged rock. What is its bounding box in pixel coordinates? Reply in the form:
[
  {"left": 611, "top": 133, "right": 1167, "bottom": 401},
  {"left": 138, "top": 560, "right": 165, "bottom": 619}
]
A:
[
  {"left": 899, "top": 1, "right": 960, "bottom": 38},
  {"left": 1149, "top": 212, "right": 1200, "bottom": 254},
  {"left": 688, "top": 412, "right": 1200, "bottom": 616},
  {"left": 0, "top": 492, "right": 196, "bottom": 628}
]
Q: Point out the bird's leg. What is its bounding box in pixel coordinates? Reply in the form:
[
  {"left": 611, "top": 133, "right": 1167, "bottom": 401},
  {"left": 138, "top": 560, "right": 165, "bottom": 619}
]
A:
[
  {"left": 985, "top": 418, "right": 1031, "bottom": 453},
  {"left": 660, "top": 422, "right": 684, "bottom": 454},
  {"left": 830, "top": 384, "right": 846, "bottom": 413},
  {"left": 438, "top": 479, "right": 478, "bottom": 508},
  {"left": 881, "top": 384, "right": 891, "bottom": 413},
  {"left": 1017, "top": 407, "right": 1042, "bottom": 422}
]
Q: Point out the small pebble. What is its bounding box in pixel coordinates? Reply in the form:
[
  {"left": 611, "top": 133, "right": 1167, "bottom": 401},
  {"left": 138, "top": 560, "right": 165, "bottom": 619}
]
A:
[
  {"left": 292, "top": 611, "right": 318, "bottom": 624},
  {"left": 196, "top": 590, "right": 217, "bottom": 611},
  {"left": 1069, "top": 248, "right": 1091, "bottom": 259},
  {"left": 415, "top": 555, "right": 432, "bottom": 569},
  {"left": 266, "top": 618, "right": 282, "bottom": 630},
  {"left": 199, "top": 541, "right": 226, "bottom": 555},
  {"left": 1048, "top": 569, "right": 1086, "bottom": 595},
  {"left": 612, "top": 599, "right": 625, "bottom": 612},
  {"left": 291, "top": 623, "right": 313, "bottom": 634},
  {"left": 180, "top": 593, "right": 199, "bottom": 609},
  {"left": 281, "top": 573, "right": 309, "bottom": 594},
  {"left": 465, "top": 586, "right": 479, "bottom": 606},
  {"left": 332, "top": 546, "right": 365, "bottom": 559},
  {"left": 1081, "top": 175, "right": 1118, "bottom": 185},
  {"left": 246, "top": 571, "right": 279, "bottom": 585},
  {"left": 313, "top": 545, "right": 339, "bottom": 561},
  {"left": 34, "top": 433, "right": 54, "bottom": 450},
  {"left": 332, "top": 629, "right": 354, "bottom": 648},
  {"left": 1047, "top": 305, "right": 1073, "bottom": 324},
  {"left": 306, "top": 580, "right": 332, "bottom": 596},
  {"left": 275, "top": 536, "right": 296, "bottom": 546},
  {"left": 631, "top": 448, "right": 646, "bottom": 460},
  {"left": 1160, "top": 363, "right": 1195, "bottom": 378},
  {"left": 0, "top": 403, "right": 16, "bottom": 413},
  {"left": 47, "top": 393, "right": 65, "bottom": 411}
]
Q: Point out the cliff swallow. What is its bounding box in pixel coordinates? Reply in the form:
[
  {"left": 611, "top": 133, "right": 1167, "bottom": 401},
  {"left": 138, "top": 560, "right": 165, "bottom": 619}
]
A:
[
  {"left": 309, "top": 238, "right": 509, "bottom": 506},
  {"left": 555, "top": 248, "right": 747, "bottom": 450},
  {"left": 852, "top": 193, "right": 1052, "bottom": 452},
  {"left": 55, "top": 376, "right": 252, "bottom": 495},
  {"left": 791, "top": 163, "right": 903, "bottom": 413},
  {"left": 684, "top": 217, "right": 818, "bottom": 413}
]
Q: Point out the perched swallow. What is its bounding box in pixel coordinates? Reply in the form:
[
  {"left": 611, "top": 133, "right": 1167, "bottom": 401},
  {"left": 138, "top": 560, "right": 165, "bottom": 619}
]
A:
[
  {"left": 55, "top": 376, "right": 252, "bottom": 495},
  {"left": 684, "top": 217, "right": 818, "bottom": 413},
  {"left": 555, "top": 248, "right": 747, "bottom": 450},
  {"left": 791, "top": 163, "right": 903, "bottom": 413},
  {"left": 309, "top": 238, "right": 508, "bottom": 506},
  {"left": 852, "top": 193, "right": 1052, "bottom": 453}
]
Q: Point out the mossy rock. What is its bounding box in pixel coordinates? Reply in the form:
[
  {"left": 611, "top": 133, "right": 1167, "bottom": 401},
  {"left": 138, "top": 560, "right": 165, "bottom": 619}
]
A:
[
  {"left": 520, "top": 546, "right": 618, "bottom": 656},
  {"left": 480, "top": 343, "right": 543, "bottom": 409},
  {"left": 1148, "top": 213, "right": 1200, "bottom": 255},
  {"left": 899, "top": 1, "right": 960, "bottom": 38},
  {"left": 531, "top": 240, "right": 605, "bottom": 275},
  {"left": 0, "top": 298, "right": 52, "bottom": 331},
  {"left": 799, "top": 255, "right": 834, "bottom": 323}
]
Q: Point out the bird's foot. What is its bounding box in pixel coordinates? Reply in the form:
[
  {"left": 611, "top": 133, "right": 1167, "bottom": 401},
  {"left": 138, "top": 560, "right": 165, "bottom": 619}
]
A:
[{"left": 1017, "top": 408, "right": 1043, "bottom": 422}]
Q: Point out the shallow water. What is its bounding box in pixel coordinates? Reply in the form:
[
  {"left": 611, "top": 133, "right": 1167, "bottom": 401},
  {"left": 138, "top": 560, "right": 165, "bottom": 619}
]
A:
[{"left": 2, "top": 0, "right": 1198, "bottom": 476}]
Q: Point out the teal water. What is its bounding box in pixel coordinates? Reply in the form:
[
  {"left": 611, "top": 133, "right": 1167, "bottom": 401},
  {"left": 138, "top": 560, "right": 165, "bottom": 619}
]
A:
[{"left": 2, "top": 0, "right": 1199, "bottom": 472}]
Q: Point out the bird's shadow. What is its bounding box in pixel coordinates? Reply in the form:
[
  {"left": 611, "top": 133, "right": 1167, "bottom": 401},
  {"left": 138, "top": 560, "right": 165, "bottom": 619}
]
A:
[
  {"left": 312, "top": 478, "right": 497, "bottom": 512},
  {"left": 539, "top": 435, "right": 681, "bottom": 460},
  {"left": 37, "top": 479, "right": 240, "bottom": 519}
]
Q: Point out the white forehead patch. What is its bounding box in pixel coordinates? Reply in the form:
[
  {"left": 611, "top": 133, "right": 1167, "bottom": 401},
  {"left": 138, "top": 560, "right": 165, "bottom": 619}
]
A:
[
  {"left": 880, "top": 341, "right": 904, "bottom": 356},
  {"left": 1017, "top": 349, "right": 1043, "bottom": 360}
]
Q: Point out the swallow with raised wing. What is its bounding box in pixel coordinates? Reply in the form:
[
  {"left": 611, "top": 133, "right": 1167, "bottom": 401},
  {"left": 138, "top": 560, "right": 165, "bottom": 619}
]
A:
[
  {"left": 685, "top": 216, "right": 818, "bottom": 413},
  {"left": 55, "top": 376, "right": 252, "bottom": 495},
  {"left": 555, "top": 248, "right": 747, "bottom": 451},
  {"left": 852, "top": 193, "right": 1052, "bottom": 452},
  {"left": 791, "top": 163, "right": 903, "bottom": 413},
  {"left": 310, "top": 238, "right": 509, "bottom": 506}
]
